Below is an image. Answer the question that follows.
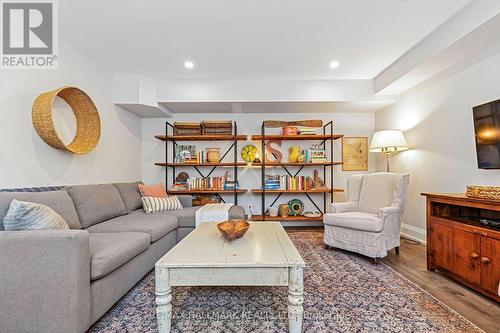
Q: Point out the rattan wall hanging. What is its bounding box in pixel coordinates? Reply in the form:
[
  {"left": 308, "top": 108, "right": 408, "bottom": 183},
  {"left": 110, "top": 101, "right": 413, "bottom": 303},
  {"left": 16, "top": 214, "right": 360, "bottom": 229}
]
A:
[{"left": 32, "top": 86, "right": 101, "bottom": 154}]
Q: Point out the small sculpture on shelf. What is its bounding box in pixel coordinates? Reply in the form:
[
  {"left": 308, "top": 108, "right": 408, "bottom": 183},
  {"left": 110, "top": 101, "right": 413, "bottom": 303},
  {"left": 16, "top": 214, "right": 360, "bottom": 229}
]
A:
[
  {"left": 313, "top": 169, "right": 326, "bottom": 189},
  {"left": 289, "top": 146, "right": 301, "bottom": 163},
  {"left": 265, "top": 140, "right": 282, "bottom": 163}
]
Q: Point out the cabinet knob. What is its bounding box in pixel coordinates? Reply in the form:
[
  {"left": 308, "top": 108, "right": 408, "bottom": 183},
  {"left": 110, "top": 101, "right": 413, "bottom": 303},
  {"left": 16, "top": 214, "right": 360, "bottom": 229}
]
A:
[
  {"left": 470, "top": 252, "right": 479, "bottom": 259},
  {"left": 481, "top": 257, "right": 490, "bottom": 264},
  {"left": 481, "top": 231, "right": 488, "bottom": 237}
]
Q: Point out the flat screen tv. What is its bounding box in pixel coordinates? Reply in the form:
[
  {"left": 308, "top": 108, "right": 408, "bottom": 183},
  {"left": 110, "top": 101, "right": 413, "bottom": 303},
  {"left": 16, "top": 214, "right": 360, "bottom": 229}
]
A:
[{"left": 473, "top": 99, "right": 500, "bottom": 169}]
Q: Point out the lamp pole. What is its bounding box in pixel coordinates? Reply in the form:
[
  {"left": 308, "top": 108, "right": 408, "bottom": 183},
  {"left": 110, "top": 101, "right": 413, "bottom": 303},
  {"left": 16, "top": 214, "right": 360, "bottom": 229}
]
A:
[{"left": 382, "top": 147, "right": 391, "bottom": 172}]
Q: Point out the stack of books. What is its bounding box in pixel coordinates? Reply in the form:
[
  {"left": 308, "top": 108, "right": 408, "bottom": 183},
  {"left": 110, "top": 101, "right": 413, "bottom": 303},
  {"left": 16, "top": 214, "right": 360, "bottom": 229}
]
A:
[
  {"left": 169, "top": 183, "right": 189, "bottom": 191},
  {"left": 187, "top": 177, "right": 225, "bottom": 190},
  {"left": 265, "top": 175, "right": 315, "bottom": 191},
  {"left": 304, "top": 146, "right": 327, "bottom": 163},
  {"left": 224, "top": 180, "right": 239, "bottom": 190},
  {"left": 298, "top": 127, "right": 316, "bottom": 135}
]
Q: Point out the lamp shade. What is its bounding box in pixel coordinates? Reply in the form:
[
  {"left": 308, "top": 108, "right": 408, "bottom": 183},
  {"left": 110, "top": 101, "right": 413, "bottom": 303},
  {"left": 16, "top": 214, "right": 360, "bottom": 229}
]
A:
[{"left": 369, "top": 130, "right": 409, "bottom": 153}]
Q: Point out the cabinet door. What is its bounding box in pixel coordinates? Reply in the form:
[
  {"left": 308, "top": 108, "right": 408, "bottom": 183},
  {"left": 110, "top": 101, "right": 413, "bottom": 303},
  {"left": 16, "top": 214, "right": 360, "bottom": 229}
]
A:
[
  {"left": 480, "top": 236, "right": 500, "bottom": 295},
  {"left": 429, "top": 221, "right": 453, "bottom": 271},
  {"left": 452, "top": 227, "right": 480, "bottom": 284}
]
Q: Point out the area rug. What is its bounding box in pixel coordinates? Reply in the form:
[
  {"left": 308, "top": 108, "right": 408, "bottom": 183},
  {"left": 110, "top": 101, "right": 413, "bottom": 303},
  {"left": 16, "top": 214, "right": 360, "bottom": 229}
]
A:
[{"left": 89, "top": 232, "right": 482, "bottom": 333}]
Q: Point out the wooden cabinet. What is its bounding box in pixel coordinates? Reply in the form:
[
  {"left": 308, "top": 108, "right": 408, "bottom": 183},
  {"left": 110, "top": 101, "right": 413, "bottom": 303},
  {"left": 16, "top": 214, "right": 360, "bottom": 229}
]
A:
[{"left": 423, "top": 193, "right": 500, "bottom": 302}]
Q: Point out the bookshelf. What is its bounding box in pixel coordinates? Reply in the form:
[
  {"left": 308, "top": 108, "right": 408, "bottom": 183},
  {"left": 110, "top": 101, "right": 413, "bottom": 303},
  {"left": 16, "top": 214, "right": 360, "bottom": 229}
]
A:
[
  {"left": 251, "top": 120, "right": 344, "bottom": 222},
  {"left": 155, "top": 121, "right": 247, "bottom": 205}
]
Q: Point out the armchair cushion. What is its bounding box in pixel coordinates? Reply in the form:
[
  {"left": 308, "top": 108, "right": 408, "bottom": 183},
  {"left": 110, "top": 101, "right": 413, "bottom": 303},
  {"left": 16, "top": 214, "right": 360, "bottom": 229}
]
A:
[
  {"left": 358, "top": 173, "right": 399, "bottom": 214},
  {"left": 323, "top": 212, "right": 383, "bottom": 232}
]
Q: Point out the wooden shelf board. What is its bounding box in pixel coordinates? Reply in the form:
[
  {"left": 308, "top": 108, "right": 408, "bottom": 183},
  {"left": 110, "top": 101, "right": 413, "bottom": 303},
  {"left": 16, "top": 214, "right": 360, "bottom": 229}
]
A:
[
  {"left": 155, "top": 162, "right": 247, "bottom": 167},
  {"left": 251, "top": 188, "right": 343, "bottom": 193},
  {"left": 251, "top": 134, "right": 343, "bottom": 141},
  {"left": 251, "top": 162, "right": 343, "bottom": 167},
  {"left": 167, "top": 189, "right": 247, "bottom": 194},
  {"left": 252, "top": 215, "right": 323, "bottom": 221},
  {"left": 155, "top": 134, "right": 247, "bottom": 141}
]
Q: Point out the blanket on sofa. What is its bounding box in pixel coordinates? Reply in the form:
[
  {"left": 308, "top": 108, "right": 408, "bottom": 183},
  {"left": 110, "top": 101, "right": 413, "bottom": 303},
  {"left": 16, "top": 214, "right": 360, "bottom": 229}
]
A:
[{"left": 195, "top": 203, "right": 233, "bottom": 227}]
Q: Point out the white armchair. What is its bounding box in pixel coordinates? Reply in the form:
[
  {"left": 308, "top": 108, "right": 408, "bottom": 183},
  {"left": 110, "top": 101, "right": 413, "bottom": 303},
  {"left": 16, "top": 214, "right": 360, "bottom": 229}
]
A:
[{"left": 323, "top": 172, "right": 410, "bottom": 261}]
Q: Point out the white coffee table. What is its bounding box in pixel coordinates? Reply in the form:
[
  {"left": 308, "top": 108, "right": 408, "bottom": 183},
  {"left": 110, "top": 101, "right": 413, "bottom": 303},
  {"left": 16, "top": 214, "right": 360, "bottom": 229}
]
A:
[{"left": 155, "top": 222, "right": 305, "bottom": 333}]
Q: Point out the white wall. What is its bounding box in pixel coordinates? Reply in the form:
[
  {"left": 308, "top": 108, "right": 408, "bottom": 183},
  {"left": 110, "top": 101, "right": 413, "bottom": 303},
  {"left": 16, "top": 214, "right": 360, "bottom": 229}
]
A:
[
  {"left": 375, "top": 52, "right": 500, "bottom": 242},
  {"left": 0, "top": 40, "right": 142, "bottom": 187},
  {"left": 142, "top": 113, "right": 375, "bottom": 220}
]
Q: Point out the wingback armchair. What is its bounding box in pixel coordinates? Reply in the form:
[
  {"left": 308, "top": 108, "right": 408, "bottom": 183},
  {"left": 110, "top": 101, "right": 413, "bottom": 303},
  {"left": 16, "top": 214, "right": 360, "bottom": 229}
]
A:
[{"left": 323, "top": 172, "right": 410, "bottom": 261}]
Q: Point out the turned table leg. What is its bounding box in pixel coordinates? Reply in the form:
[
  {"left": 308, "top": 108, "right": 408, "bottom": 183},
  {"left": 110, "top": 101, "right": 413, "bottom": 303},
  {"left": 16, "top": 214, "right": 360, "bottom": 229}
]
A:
[
  {"left": 288, "top": 266, "right": 304, "bottom": 333},
  {"left": 155, "top": 267, "right": 172, "bottom": 333}
]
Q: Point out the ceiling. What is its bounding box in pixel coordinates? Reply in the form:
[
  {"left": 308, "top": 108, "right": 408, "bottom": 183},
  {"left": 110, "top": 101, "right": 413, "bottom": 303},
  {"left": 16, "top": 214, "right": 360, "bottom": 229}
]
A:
[
  {"left": 159, "top": 101, "right": 395, "bottom": 114},
  {"left": 61, "top": 0, "right": 472, "bottom": 80}
]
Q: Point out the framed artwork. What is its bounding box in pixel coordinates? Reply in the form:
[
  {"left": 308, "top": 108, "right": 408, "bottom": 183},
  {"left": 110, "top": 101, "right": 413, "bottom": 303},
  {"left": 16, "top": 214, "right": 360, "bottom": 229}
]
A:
[{"left": 342, "top": 137, "right": 368, "bottom": 171}]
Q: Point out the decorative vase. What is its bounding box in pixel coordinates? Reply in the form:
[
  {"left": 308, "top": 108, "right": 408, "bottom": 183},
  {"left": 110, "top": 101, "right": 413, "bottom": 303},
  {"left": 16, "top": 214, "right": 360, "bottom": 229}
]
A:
[
  {"left": 279, "top": 204, "right": 289, "bottom": 217},
  {"left": 289, "top": 146, "right": 301, "bottom": 163},
  {"left": 282, "top": 126, "right": 298, "bottom": 136},
  {"left": 288, "top": 199, "right": 304, "bottom": 216},
  {"left": 269, "top": 206, "right": 279, "bottom": 217},
  {"left": 206, "top": 148, "right": 221, "bottom": 163}
]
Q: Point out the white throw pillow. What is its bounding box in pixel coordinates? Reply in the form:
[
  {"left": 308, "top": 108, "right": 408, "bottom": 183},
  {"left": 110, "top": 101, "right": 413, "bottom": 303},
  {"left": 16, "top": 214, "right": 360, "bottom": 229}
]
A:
[
  {"left": 3, "top": 199, "right": 70, "bottom": 231},
  {"left": 142, "top": 196, "right": 183, "bottom": 214}
]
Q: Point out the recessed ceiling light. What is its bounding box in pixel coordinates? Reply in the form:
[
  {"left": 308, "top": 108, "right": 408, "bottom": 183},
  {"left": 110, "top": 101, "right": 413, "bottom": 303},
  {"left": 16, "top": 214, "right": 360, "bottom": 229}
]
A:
[
  {"left": 184, "top": 61, "right": 194, "bottom": 69},
  {"left": 329, "top": 61, "right": 339, "bottom": 69}
]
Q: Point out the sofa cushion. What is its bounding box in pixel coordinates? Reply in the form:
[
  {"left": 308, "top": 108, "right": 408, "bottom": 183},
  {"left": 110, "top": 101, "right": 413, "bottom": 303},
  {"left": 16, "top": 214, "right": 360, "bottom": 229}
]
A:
[
  {"left": 138, "top": 183, "right": 167, "bottom": 197},
  {"left": 86, "top": 209, "right": 177, "bottom": 242},
  {"left": 160, "top": 206, "right": 200, "bottom": 228},
  {"left": 358, "top": 173, "right": 398, "bottom": 214},
  {"left": 66, "top": 184, "right": 127, "bottom": 228},
  {"left": 3, "top": 199, "right": 70, "bottom": 231},
  {"left": 142, "top": 196, "right": 183, "bottom": 214},
  {"left": 0, "top": 190, "right": 81, "bottom": 230},
  {"left": 113, "top": 181, "right": 143, "bottom": 213},
  {"left": 89, "top": 232, "right": 150, "bottom": 280},
  {"left": 323, "top": 212, "right": 383, "bottom": 232}
]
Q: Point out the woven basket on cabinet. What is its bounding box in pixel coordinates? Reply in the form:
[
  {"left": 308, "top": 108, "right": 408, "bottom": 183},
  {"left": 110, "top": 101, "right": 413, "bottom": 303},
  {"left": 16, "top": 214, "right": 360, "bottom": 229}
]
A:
[
  {"left": 32, "top": 86, "right": 101, "bottom": 154},
  {"left": 465, "top": 185, "right": 500, "bottom": 201}
]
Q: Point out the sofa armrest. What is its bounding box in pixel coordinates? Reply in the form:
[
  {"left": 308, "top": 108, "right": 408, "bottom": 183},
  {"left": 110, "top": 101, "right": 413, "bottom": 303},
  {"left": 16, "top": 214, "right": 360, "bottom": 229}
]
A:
[
  {"left": 177, "top": 195, "right": 193, "bottom": 208},
  {"left": 0, "top": 230, "right": 91, "bottom": 333},
  {"left": 331, "top": 201, "right": 357, "bottom": 213}
]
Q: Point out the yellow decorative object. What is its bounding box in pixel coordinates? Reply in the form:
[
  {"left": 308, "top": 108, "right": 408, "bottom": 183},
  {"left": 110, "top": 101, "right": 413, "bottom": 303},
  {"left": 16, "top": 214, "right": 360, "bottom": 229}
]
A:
[
  {"left": 241, "top": 144, "right": 257, "bottom": 162},
  {"left": 297, "top": 154, "right": 306, "bottom": 163},
  {"left": 289, "top": 146, "right": 301, "bottom": 163},
  {"left": 32, "top": 86, "right": 101, "bottom": 154}
]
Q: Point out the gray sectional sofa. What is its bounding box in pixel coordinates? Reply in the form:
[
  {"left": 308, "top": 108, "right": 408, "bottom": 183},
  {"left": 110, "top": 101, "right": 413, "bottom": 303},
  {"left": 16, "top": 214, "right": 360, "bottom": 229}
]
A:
[{"left": 0, "top": 182, "right": 245, "bottom": 333}]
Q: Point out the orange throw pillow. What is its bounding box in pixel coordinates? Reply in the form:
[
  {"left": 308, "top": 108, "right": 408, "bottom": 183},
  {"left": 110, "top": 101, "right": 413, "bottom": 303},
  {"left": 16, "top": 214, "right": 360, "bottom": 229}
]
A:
[{"left": 138, "top": 183, "right": 167, "bottom": 198}]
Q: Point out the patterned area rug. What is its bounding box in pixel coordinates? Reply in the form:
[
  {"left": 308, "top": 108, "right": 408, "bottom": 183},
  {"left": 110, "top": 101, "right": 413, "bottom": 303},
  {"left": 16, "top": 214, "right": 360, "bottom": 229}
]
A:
[{"left": 89, "top": 232, "right": 482, "bottom": 333}]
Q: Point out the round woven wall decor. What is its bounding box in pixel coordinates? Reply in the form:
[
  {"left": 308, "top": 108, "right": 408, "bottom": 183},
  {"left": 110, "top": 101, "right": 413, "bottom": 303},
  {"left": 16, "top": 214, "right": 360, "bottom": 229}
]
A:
[{"left": 32, "top": 86, "right": 101, "bottom": 154}]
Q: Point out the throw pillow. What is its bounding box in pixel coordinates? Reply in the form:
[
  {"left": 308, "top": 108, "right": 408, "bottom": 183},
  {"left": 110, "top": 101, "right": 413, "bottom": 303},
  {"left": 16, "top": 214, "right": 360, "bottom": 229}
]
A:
[
  {"left": 138, "top": 183, "right": 167, "bottom": 198},
  {"left": 142, "top": 196, "right": 182, "bottom": 214},
  {"left": 3, "top": 199, "right": 70, "bottom": 231}
]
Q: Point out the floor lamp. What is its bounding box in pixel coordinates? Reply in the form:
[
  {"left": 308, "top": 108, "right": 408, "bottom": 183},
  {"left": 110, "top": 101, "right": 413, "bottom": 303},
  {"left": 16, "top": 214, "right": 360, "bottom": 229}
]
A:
[{"left": 369, "top": 130, "right": 409, "bottom": 172}]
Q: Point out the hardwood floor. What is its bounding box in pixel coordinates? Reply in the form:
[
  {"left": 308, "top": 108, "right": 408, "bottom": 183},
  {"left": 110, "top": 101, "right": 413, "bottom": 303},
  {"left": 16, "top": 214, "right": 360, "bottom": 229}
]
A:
[{"left": 286, "top": 227, "right": 500, "bottom": 333}]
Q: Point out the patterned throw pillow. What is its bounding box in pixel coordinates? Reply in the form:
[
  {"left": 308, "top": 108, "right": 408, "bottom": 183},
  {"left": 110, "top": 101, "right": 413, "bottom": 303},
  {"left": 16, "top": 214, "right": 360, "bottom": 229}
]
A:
[
  {"left": 138, "top": 183, "right": 167, "bottom": 198},
  {"left": 142, "top": 196, "right": 182, "bottom": 214},
  {"left": 3, "top": 199, "right": 70, "bottom": 231}
]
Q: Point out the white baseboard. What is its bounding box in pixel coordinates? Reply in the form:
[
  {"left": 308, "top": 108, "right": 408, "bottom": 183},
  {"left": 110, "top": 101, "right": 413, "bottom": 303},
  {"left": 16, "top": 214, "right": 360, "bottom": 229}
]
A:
[{"left": 400, "top": 223, "right": 426, "bottom": 245}]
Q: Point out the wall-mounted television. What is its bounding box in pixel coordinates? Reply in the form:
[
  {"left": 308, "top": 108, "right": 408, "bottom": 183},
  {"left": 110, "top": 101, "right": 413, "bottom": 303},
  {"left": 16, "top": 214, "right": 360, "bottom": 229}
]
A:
[{"left": 473, "top": 99, "right": 500, "bottom": 169}]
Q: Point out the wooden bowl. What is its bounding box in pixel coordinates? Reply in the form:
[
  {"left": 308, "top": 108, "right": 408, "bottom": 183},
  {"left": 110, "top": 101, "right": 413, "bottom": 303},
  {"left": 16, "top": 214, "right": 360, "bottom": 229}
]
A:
[{"left": 217, "top": 219, "right": 250, "bottom": 241}]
